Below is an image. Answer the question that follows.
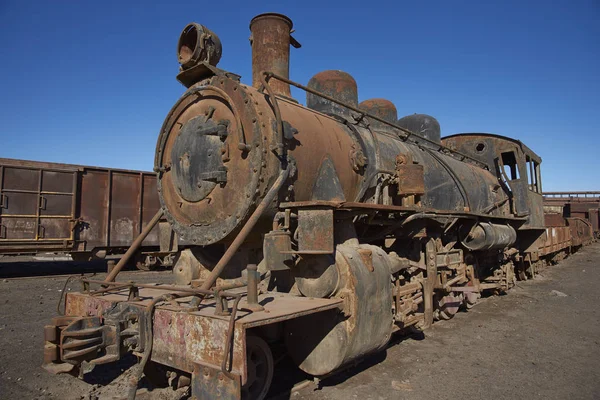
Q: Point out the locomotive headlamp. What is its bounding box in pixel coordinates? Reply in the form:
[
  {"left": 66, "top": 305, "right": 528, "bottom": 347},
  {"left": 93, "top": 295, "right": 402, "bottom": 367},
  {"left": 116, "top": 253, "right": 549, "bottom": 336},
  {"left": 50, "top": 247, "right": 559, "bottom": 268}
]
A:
[{"left": 177, "top": 22, "right": 222, "bottom": 70}]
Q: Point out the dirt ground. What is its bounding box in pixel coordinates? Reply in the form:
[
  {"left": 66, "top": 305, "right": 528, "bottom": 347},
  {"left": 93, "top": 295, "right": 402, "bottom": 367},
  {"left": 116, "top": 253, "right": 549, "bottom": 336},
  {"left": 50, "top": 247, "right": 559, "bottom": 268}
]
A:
[{"left": 1, "top": 243, "right": 599, "bottom": 400}]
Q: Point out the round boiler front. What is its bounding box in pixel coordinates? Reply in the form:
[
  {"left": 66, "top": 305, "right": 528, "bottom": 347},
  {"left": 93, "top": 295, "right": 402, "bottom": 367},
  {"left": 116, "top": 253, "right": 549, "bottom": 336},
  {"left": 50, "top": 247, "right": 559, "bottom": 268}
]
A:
[{"left": 155, "top": 79, "right": 271, "bottom": 246}]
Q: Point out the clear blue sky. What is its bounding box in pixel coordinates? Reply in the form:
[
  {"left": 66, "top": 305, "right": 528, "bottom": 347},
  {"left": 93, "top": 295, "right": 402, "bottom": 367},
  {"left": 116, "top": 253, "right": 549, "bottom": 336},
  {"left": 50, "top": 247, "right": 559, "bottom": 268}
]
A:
[{"left": 1, "top": 0, "right": 598, "bottom": 191}]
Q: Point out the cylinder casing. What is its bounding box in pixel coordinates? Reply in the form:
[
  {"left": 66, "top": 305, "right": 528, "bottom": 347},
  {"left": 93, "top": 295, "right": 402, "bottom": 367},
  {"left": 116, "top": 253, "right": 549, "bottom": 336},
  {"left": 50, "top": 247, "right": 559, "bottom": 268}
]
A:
[
  {"left": 459, "top": 222, "right": 517, "bottom": 251},
  {"left": 284, "top": 244, "right": 393, "bottom": 376}
]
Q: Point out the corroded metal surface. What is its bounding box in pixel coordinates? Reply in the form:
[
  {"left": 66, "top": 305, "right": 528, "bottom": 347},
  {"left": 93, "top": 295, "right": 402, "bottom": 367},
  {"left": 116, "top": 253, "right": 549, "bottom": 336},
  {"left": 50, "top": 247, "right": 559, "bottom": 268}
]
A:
[
  {"left": 0, "top": 157, "right": 161, "bottom": 258},
  {"left": 39, "top": 12, "right": 599, "bottom": 400},
  {"left": 536, "top": 226, "right": 571, "bottom": 257},
  {"left": 543, "top": 192, "right": 600, "bottom": 237},
  {"left": 307, "top": 70, "right": 358, "bottom": 118},
  {"left": 249, "top": 13, "right": 295, "bottom": 97},
  {"left": 397, "top": 114, "right": 441, "bottom": 144},
  {"left": 285, "top": 244, "right": 393, "bottom": 376},
  {"left": 442, "top": 133, "right": 544, "bottom": 228},
  {"left": 359, "top": 98, "right": 398, "bottom": 131},
  {"left": 48, "top": 286, "right": 342, "bottom": 386},
  {"left": 566, "top": 217, "right": 594, "bottom": 247}
]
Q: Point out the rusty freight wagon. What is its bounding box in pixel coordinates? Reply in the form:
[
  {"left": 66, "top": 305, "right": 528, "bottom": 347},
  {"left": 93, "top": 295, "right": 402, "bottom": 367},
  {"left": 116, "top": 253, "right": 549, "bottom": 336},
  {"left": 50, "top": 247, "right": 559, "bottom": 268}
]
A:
[
  {"left": 0, "top": 158, "right": 175, "bottom": 268},
  {"left": 544, "top": 191, "right": 600, "bottom": 237}
]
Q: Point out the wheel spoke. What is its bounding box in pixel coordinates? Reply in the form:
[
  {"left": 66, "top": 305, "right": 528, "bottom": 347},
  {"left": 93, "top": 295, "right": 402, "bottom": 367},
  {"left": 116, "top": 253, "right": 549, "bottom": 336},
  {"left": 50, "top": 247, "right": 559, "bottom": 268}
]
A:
[{"left": 241, "top": 336, "right": 273, "bottom": 400}]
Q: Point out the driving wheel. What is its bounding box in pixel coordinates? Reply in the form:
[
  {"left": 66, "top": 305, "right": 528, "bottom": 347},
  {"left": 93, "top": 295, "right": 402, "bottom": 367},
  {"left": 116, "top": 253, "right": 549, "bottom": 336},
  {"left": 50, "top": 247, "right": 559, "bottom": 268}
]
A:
[{"left": 242, "top": 335, "right": 274, "bottom": 400}]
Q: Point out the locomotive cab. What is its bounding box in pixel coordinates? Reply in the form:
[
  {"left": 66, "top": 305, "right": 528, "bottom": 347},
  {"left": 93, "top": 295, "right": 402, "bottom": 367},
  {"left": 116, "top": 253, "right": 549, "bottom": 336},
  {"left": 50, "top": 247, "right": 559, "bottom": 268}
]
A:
[{"left": 442, "top": 133, "right": 545, "bottom": 230}]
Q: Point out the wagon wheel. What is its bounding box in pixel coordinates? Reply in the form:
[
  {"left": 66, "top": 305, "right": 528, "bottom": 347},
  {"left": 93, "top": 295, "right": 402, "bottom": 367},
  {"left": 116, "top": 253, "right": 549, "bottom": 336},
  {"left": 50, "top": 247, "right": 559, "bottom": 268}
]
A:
[
  {"left": 135, "top": 261, "right": 152, "bottom": 271},
  {"left": 463, "top": 291, "right": 480, "bottom": 309},
  {"left": 134, "top": 253, "right": 156, "bottom": 271},
  {"left": 242, "top": 335, "right": 274, "bottom": 400},
  {"left": 435, "top": 293, "right": 463, "bottom": 320}
]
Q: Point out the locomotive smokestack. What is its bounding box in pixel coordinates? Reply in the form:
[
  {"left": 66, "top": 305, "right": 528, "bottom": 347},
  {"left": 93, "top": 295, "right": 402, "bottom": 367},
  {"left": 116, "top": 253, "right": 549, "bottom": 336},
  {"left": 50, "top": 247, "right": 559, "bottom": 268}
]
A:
[{"left": 249, "top": 13, "right": 299, "bottom": 98}]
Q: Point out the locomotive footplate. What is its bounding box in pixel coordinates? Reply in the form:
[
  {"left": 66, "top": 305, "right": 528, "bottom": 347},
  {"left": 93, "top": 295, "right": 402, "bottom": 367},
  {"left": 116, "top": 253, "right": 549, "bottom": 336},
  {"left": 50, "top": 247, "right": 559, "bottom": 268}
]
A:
[{"left": 43, "top": 284, "right": 343, "bottom": 399}]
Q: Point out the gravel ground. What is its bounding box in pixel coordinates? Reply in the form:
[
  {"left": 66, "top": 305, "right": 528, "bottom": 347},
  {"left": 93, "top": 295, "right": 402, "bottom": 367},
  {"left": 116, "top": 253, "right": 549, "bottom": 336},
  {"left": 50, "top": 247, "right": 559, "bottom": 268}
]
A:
[{"left": 0, "top": 243, "right": 599, "bottom": 400}]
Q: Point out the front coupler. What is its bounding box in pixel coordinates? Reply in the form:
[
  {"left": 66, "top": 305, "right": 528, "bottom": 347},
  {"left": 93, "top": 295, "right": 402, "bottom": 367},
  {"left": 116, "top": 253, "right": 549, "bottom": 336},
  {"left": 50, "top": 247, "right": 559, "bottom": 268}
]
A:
[{"left": 43, "top": 301, "right": 147, "bottom": 376}]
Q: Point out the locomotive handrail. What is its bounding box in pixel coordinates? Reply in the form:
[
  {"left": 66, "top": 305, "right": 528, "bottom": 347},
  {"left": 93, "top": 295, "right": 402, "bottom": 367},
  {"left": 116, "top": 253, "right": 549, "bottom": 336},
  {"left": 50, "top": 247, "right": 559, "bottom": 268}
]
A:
[
  {"left": 279, "top": 201, "right": 528, "bottom": 221},
  {"left": 259, "top": 71, "right": 285, "bottom": 157},
  {"left": 262, "top": 72, "right": 489, "bottom": 170}
]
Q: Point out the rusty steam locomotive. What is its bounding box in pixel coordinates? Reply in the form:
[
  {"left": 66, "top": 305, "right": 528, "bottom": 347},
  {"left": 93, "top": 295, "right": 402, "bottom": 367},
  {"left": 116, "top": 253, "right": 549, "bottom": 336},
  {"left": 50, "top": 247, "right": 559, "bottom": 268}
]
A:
[{"left": 41, "top": 13, "right": 592, "bottom": 400}]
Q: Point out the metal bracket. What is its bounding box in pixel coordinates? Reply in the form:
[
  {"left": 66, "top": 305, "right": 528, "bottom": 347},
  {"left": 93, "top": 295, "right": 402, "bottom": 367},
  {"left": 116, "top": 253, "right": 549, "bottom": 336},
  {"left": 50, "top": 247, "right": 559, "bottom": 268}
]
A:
[
  {"left": 198, "top": 168, "right": 228, "bottom": 183},
  {"left": 297, "top": 209, "right": 334, "bottom": 253},
  {"left": 39, "top": 196, "right": 47, "bottom": 210},
  {"left": 128, "top": 286, "right": 140, "bottom": 302},
  {"left": 214, "top": 291, "right": 230, "bottom": 316}
]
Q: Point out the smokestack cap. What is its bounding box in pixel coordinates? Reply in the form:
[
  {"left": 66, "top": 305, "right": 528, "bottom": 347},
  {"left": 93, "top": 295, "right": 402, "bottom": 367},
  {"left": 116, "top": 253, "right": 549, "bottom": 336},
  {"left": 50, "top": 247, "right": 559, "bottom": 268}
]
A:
[
  {"left": 250, "top": 13, "right": 293, "bottom": 30},
  {"left": 307, "top": 70, "right": 358, "bottom": 118}
]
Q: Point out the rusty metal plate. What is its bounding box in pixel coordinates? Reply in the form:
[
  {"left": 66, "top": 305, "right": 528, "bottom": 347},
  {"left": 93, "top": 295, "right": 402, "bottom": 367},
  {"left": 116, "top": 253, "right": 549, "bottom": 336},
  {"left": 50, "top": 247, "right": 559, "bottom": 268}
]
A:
[
  {"left": 544, "top": 213, "right": 566, "bottom": 227},
  {"left": 62, "top": 288, "right": 342, "bottom": 388},
  {"left": 590, "top": 209, "right": 599, "bottom": 233},
  {"left": 297, "top": 209, "right": 334, "bottom": 253},
  {"left": 568, "top": 202, "right": 598, "bottom": 213},
  {"left": 192, "top": 364, "right": 241, "bottom": 400},
  {"left": 397, "top": 164, "right": 425, "bottom": 195},
  {"left": 263, "top": 230, "right": 293, "bottom": 270},
  {"left": 110, "top": 172, "right": 141, "bottom": 247},
  {"left": 79, "top": 168, "right": 160, "bottom": 250}
]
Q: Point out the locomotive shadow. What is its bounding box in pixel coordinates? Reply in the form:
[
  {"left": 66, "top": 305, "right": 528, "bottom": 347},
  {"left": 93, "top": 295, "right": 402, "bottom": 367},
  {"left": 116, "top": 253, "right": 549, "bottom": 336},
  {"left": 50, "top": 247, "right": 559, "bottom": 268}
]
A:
[
  {"left": 267, "top": 329, "right": 425, "bottom": 399},
  {"left": 81, "top": 354, "right": 139, "bottom": 386},
  {"left": 0, "top": 259, "right": 119, "bottom": 278}
]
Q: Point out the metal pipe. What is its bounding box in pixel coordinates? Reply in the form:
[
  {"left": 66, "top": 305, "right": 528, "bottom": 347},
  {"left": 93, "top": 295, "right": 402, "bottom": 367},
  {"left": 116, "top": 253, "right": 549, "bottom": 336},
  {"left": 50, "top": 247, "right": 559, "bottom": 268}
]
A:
[
  {"left": 200, "top": 166, "right": 290, "bottom": 291},
  {"left": 245, "top": 264, "right": 264, "bottom": 312},
  {"left": 104, "top": 208, "right": 164, "bottom": 283},
  {"left": 220, "top": 296, "right": 242, "bottom": 379},
  {"left": 84, "top": 278, "right": 241, "bottom": 299},
  {"left": 127, "top": 293, "right": 178, "bottom": 400},
  {"left": 260, "top": 72, "right": 284, "bottom": 155}
]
